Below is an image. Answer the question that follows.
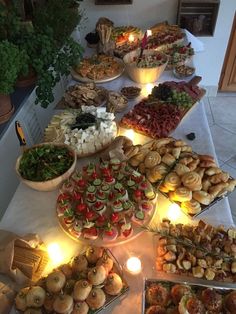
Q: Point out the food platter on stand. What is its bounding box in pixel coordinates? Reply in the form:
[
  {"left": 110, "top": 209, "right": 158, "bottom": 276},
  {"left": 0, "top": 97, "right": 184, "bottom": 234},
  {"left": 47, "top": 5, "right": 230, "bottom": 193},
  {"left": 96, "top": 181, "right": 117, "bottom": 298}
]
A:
[{"left": 56, "top": 159, "right": 158, "bottom": 247}]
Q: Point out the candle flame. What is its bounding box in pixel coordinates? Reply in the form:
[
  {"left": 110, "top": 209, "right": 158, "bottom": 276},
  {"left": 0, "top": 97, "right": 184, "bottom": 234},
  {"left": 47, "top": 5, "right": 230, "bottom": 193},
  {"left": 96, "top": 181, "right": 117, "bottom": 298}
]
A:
[
  {"left": 123, "top": 129, "right": 135, "bottom": 142},
  {"left": 47, "top": 243, "right": 63, "bottom": 267},
  {"left": 126, "top": 257, "right": 142, "bottom": 274},
  {"left": 128, "top": 34, "right": 135, "bottom": 42},
  {"left": 147, "top": 29, "right": 152, "bottom": 37},
  {"left": 167, "top": 203, "right": 182, "bottom": 221}
]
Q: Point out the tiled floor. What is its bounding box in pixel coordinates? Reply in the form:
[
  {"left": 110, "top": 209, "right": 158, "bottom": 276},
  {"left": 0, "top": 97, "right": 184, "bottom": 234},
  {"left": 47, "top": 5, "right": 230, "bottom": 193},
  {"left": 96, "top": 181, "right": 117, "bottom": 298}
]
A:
[{"left": 204, "top": 94, "right": 236, "bottom": 223}]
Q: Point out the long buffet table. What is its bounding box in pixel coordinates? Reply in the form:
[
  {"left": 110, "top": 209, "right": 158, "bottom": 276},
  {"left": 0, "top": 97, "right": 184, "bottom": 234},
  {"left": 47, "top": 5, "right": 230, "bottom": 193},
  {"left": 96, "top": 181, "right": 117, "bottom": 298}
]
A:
[{"left": 1, "top": 70, "right": 235, "bottom": 314}]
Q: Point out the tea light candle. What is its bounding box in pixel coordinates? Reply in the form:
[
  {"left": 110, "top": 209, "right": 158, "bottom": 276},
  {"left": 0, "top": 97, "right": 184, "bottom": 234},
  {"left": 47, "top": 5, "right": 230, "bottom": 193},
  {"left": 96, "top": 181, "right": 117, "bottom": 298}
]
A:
[
  {"left": 123, "top": 129, "right": 135, "bottom": 142},
  {"left": 126, "top": 257, "right": 142, "bottom": 275},
  {"left": 128, "top": 34, "right": 135, "bottom": 42},
  {"left": 147, "top": 29, "right": 152, "bottom": 37}
]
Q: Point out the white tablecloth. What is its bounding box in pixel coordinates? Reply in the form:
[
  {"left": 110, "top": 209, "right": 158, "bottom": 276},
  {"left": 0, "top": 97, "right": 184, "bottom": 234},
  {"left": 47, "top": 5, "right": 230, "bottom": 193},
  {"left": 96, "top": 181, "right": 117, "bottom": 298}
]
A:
[{"left": 2, "top": 71, "right": 235, "bottom": 314}]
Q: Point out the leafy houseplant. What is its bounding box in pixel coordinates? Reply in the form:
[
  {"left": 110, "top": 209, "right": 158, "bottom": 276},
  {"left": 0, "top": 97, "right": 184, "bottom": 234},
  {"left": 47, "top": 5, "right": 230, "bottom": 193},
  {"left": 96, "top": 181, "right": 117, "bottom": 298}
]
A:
[
  {"left": 0, "top": 40, "right": 28, "bottom": 123},
  {"left": 0, "top": 0, "right": 84, "bottom": 108}
]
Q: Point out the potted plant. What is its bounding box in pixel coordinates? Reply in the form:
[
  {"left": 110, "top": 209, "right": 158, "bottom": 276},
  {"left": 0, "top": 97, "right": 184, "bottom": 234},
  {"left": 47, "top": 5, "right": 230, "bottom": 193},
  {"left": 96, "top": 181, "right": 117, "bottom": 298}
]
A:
[
  {"left": 0, "top": 0, "right": 84, "bottom": 108},
  {"left": 0, "top": 40, "right": 28, "bottom": 124}
]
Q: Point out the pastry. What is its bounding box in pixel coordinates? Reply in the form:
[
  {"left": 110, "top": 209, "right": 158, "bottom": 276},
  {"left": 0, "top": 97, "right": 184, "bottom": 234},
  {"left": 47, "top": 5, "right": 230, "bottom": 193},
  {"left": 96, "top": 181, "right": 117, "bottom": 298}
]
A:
[
  {"left": 72, "top": 255, "right": 88, "bottom": 273},
  {"left": 73, "top": 280, "right": 92, "bottom": 301},
  {"left": 199, "top": 160, "right": 217, "bottom": 168},
  {"left": 125, "top": 145, "right": 140, "bottom": 159},
  {"left": 205, "top": 167, "right": 222, "bottom": 176},
  {"left": 208, "top": 182, "right": 229, "bottom": 198},
  {"left": 24, "top": 309, "right": 43, "bottom": 314},
  {"left": 86, "top": 288, "right": 106, "bottom": 310},
  {"left": 169, "top": 187, "right": 192, "bottom": 202},
  {"left": 180, "top": 145, "right": 192, "bottom": 153},
  {"left": 144, "top": 151, "right": 161, "bottom": 168},
  {"left": 85, "top": 246, "right": 104, "bottom": 264},
  {"left": 201, "top": 179, "right": 211, "bottom": 192},
  {"left": 15, "top": 287, "right": 30, "bottom": 311},
  {"left": 146, "top": 284, "right": 169, "bottom": 306},
  {"left": 164, "top": 172, "right": 181, "bottom": 191},
  {"left": 53, "top": 294, "right": 74, "bottom": 314},
  {"left": 200, "top": 288, "right": 223, "bottom": 312},
  {"left": 181, "top": 171, "right": 202, "bottom": 191},
  {"left": 129, "top": 156, "right": 141, "bottom": 167},
  {"left": 178, "top": 295, "right": 205, "bottom": 314},
  {"left": 192, "top": 191, "right": 212, "bottom": 205},
  {"left": 162, "top": 153, "right": 176, "bottom": 166},
  {"left": 188, "top": 159, "right": 200, "bottom": 171},
  {"left": 195, "top": 167, "right": 205, "bottom": 179},
  {"left": 198, "top": 154, "right": 215, "bottom": 162},
  {"left": 181, "top": 199, "right": 201, "bottom": 215},
  {"left": 46, "top": 271, "right": 66, "bottom": 293},
  {"left": 72, "top": 301, "right": 89, "bottom": 314},
  {"left": 209, "top": 172, "right": 229, "bottom": 184},
  {"left": 147, "top": 164, "right": 169, "bottom": 182},
  {"left": 174, "top": 164, "right": 190, "bottom": 177},
  {"left": 87, "top": 266, "right": 107, "bottom": 285},
  {"left": 171, "top": 284, "right": 192, "bottom": 305},
  {"left": 96, "top": 253, "right": 114, "bottom": 274},
  {"left": 179, "top": 156, "right": 193, "bottom": 165},
  {"left": 224, "top": 291, "right": 236, "bottom": 313},
  {"left": 104, "top": 272, "right": 123, "bottom": 295},
  {"left": 145, "top": 305, "right": 166, "bottom": 314},
  {"left": 26, "top": 286, "right": 46, "bottom": 308},
  {"left": 171, "top": 147, "right": 181, "bottom": 159}
]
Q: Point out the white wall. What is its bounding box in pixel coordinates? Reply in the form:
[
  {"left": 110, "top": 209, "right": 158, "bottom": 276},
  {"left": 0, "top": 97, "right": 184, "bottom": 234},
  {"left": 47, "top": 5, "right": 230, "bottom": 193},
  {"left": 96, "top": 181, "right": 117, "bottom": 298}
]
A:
[{"left": 80, "top": 0, "right": 236, "bottom": 91}]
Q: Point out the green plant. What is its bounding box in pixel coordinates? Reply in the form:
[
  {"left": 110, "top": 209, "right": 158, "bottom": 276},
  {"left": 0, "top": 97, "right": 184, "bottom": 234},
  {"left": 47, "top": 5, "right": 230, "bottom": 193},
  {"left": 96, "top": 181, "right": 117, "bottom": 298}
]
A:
[
  {"left": 0, "top": 40, "right": 28, "bottom": 95},
  {"left": 33, "top": 0, "right": 83, "bottom": 46}
]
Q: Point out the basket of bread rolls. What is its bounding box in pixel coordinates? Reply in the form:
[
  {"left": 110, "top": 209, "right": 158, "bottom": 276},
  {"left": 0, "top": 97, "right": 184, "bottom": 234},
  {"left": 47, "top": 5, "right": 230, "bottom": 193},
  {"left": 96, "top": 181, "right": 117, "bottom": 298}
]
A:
[
  {"left": 123, "top": 137, "right": 236, "bottom": 218},
  {"left": 15, "top": 246, "right": 129, "bottom": 314}
]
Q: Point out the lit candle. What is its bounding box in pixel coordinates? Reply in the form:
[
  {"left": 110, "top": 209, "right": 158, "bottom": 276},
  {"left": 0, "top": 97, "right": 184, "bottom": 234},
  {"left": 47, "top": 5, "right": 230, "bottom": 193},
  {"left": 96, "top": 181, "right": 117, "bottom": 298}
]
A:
[
  {"left": 147, "top": 29, "right": 152, "bottom": 37},
  {"left": 142, "top": 83, "right": 154, "bottom": 97},
  {"left": 123, "top": 129, "right": 135, "bottom": 142},
  {"left": 47, "top": 243, "right": 64, "bottom": 267},
  {"left": 128, "top": 34, "right": 135, "bottom": 43},
  {"left": 126, "top": 257, "right": 142, "bottom": 275},
  {"left": 167, "top": 203, "right": 182, "bottom": 221}
]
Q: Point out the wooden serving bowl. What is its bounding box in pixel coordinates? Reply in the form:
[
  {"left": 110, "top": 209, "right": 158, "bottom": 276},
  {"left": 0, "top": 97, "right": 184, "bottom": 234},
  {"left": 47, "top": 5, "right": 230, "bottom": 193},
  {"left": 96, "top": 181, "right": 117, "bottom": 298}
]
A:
[
  {"left": 123, "top": 49, "right": 168, "bottom": 84},
  {"left": 15, "top": 143, "right": 77, "bottom": 191}
]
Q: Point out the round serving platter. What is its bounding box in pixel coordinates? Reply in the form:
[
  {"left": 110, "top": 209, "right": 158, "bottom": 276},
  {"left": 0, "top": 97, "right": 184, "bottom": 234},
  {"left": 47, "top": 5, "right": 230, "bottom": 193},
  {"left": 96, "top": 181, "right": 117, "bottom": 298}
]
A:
[
  {"left": 56, "top": 160, "right": 158, "bottom": 247},
  {"left": 71, "top": 57, "right": 125, "bottom": 84}
]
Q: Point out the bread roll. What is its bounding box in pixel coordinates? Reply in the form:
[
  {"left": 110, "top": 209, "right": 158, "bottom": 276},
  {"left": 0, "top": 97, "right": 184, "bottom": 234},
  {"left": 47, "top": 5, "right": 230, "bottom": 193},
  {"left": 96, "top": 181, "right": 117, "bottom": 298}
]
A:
[
  {"left": 208, "top": 182, "right": 229, "bottom": 198},
  {"left": 188, "top": 159, "right": 200, "bottom": 171},
  {"left": 181, "top": 200, "right": 201, "bottom": 215},
  {"left": 179, "top": 157, "right": 193, "bottom": 165},
  {"left": 202, "top": 179, "right": 211, "bottom": 192},
  {"left": 195, "top": 167, "right": 205, "bottom": 179},
  {"left": 182, "top": 171, "right": 202, "bottom": 191},
  {"left": 162, "top": 153, "right": 176, "bottom": 166},
  {"left": 199, "top": 160, "right": 217, "bottom": 168},
  {"left": 192, "top": 191, "right": 212, "bottom": 205},
  {"left": 164, "top": 172, "right": 181, "bottom": 191},
  {"left": 171, "top": 147, "right": 181, "bottom": 159},
  {"left": 209, "top": 172, "right": 229, "bottom": 184},
  {"left": 154, "top": 138, "right": 174, "bottom": 148},
  {"left": 180, "top": 145, "right": 192, "bottom": 152},
  {"left": 104, "top": 273, "right": 123, "bottom": 296},
  {"left": 129, "top": 155, "right": 141, "bottom": 167},
  {"left": 72, "top": 301, "right": 89, "bottom": 314},
  {"left": 86, "top": 288, "right": 106, "bottom": 310},
  {"left": 144, "top": 151, "right": 161, "bottom": 168},
  {"left": 169, "top": 187, "right": 192, "bottom": 202},
  {"left": 205, "top": 167, "right": 222, "bottom": 176},
  {"left": 198, "top": 154, "right": 214, "bottom": 162},
  {"left": 147, "top": 164, "right": 168, "bottom": 182},
  {"left": 158, "top": 146, "right": 171, "bottom": 155},
  {"left": 174, "top": 164, "right": 190, "bottom": 177},
  {"left": 174, "top": 140, "right": 186, "bottom": 147},
  {"left": 125, "top": 146, "right": 140, "bottom": 159}
]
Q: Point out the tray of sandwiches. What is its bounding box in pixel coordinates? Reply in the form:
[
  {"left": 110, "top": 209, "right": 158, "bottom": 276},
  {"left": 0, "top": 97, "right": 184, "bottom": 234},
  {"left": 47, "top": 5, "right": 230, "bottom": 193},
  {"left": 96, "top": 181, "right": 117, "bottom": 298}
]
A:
[
  {"left": 152, "top": 219, "right": 236, "bottom": 283},
  {"left": 14, "top": 245, "right": 129, "bottom": 314},
  {"left": 120, "top": 77, "right": 206, "bottom": 139},
  {"left": 56, "top": 159, "right": 157, "bottom": 247},
  {"left": 71, "top": 55, "right": 124, "bottom": 83},
  {"left": 143, "top": 276, "right": 236, "bottom": 314},
  {"left": 123, "top": 137, "right": 236, "bottom": 218}
]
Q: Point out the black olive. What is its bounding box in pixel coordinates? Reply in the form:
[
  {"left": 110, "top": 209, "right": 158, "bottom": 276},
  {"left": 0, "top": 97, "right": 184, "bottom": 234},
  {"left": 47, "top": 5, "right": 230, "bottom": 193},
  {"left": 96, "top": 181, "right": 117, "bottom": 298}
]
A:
[{"left": 186, "top": 132, "right": 196, "bottom": 140}]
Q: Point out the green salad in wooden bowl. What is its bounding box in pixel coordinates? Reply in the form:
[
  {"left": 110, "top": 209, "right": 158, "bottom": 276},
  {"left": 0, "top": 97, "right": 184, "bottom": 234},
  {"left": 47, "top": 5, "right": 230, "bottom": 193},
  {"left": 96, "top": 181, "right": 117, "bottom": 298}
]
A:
[{"left": 16, "top": 143, "right": 77, "bottom": 191}]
